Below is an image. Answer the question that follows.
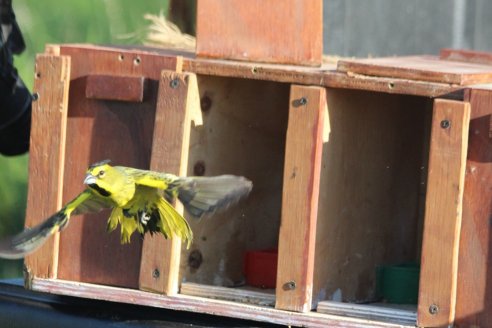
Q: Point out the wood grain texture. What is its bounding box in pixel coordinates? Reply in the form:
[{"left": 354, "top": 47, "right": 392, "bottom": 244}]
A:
[
  {"left": 313, "top": 90, "right": 431, "bottom": 305},
  {"left": 32, "top": 278, "right": 410, "bottom": 328},
  {"left": 139, "top": 72, "right": 202, "bottom": 295},
  {"left": 85, "top": 75, "right": 146, "bottom": 102},
  {"left": 440, "top": 48, "right": 492, "bottom": 65},
  {"left": 24, "top": 55, "right": 71, "bottom": 280},
  {"left": 275, "top": 85, "right": 326, "bottom": 312},
  {"left": 337, "top": 55, "right": 492, "bottom": 85},
  {"left": 454, "top": 88, "right": 492, "bottom": 327},
  {"left": 196, "top": 0, "right": 323, "bottom": 66},
  {"left": 417, "top": 99, "right": 470, "bottom": 327},
  {"left": 56, "top": 46, "right": 181, "bottom": 289}
]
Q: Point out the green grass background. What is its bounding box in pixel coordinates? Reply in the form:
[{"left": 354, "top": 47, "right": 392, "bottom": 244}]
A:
[{"left": 0, "top": 0, "right": 170, "bottom": 278}]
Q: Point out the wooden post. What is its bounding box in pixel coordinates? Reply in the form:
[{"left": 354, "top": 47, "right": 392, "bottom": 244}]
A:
[
  {"left": 24, "top": 55, "right": 71, "bottom": 280},
  {"left": 139, "top": 71, "right": 202, "bottom": 295},
  {"left": 418, "top": 99, "right": 470, "bottom": 327},
  {"left": 276, "top": 85, "right": 326, "bottom": 312},
  {"left": 454, "top": 88, "right": 492, "bottom": 326}
]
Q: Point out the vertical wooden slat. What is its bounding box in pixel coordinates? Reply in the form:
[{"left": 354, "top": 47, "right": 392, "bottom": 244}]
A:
[
  {"left": 418, "top": 99, "right": 470, "bottom": 327},
  {"left": 276, "top": 85, "right": 326, "bottom": 312},
  {"left": 24, "top": 55, "right": 71, "bottom": 280},
  {"left": 454, "top": 88, "right": 492, "bottom": 327},
  {"left": 139, "top": 71, "right": 202, "bottom": 295}
]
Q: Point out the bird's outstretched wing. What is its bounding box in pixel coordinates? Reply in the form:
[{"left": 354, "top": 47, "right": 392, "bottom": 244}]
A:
[
  {"left": 122, "top": 167, "right": 253, "bottom": 218},
  {"left": 0, "top": 190, "right": 111, "bottom": 259}
]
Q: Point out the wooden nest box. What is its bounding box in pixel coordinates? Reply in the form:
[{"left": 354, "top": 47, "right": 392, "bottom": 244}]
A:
[{"left": 24, "top": 1, "right": 492, "bottom": 327}]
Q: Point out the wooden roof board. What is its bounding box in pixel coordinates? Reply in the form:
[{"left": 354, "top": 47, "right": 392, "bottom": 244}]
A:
[{"left": 337, "top": 55, "right": 492, "bottom": 85}]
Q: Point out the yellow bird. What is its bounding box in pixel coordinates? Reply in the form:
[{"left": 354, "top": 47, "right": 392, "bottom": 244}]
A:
[{"left": 0, "top": 160, "right": 252, "bottom": 259}]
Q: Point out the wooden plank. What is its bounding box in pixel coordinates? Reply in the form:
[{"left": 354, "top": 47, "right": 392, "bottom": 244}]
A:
[
  {"left": 139, "top": 72, "right": 202, "bottom": 295},
  {"left": 317, "top": 301, "right": 416, "bottom": 326},
  {"left": 85, "top": 75, "right": 146, "bottom": 102},
  {"left": 180, "top": 282, "right": 275, "bottom": 307},
  {"left": 32, "top": 278, "right": 411, "bottom": 328},
  {"left": 440, "top": 48, "right": 492, "bottom": 65},
  {"left": 59, "top": 44, "right": 183, "bottom": 80},
  {"left": 337, "top": 55, "right": 492, "bottom": 85},
  {"left": 276, "top": 85, "right": 326, "bottom": 312},
  {"left": 24, "top": 55, "right": 71, "bottom": 281},
  {"left": 454, "top": 88, "right": 492, "bottom": 327},
  {"left": 196, "top": 0, "right": 323, "bottom": 66},
  {"left": 417, "top": 99, "right": 470, "bottom": 327}
]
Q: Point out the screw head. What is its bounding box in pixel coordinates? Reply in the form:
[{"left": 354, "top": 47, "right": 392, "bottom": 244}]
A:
[
  {"left": 170, "top": 78, "right": 180, "bottom": 89},
  {"left": 429, "top": 304, "right": 439, "bottom": 315},
  {"left": 440, "top": 120, "right": 450, "bottom": 129},
  {"left": 32, "top": 93, "right": 39, "bottom": 101},
  {"left": 283, "top": 280, "right": 296, "bottom": 290},
  {"left": 152, "top": 269, "right": 160, "bottom": 279},
  {"left": 299, "top": 97, "right": 308, "bottom": 105}
]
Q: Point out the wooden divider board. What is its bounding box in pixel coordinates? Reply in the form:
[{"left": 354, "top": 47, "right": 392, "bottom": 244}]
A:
[
  {"left": 276, "top": 85, "right": 326, "bottom": 312},
  {"left": 24, "top": 55, "right": 71, "bottom": 280},
  {"left": 417, "top": 99, "right": 470, "bottom": 327},
  {"left": 454, "top": 88, "right": 492, "bottom": 327},
  {"left": 139, "top": 72, "right": 202, "bottom": 295}
]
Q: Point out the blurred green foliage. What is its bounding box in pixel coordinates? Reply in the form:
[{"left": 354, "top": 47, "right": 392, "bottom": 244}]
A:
[{"left": 0, "top": 0, "right": 169, "bottom": 278}]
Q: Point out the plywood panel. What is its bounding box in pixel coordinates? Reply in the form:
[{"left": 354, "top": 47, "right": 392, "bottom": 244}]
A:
[
  {"left": 418, "top": 99, "right": 470, "bottom": 327},
  {"left": 196, "top": 0, "right": 323, "bottom": 66},
  {"left": 454, "top": 89, "right": 492, "bottom": 327},
  {"left": 275, "top": 85, "right": 326, "bottom": 312},
  {"left": 24, "top": 55, "right": 71, "bottom": 280},
  {"left": 313, "top": 90, "right": 431, "bottom": 304}
]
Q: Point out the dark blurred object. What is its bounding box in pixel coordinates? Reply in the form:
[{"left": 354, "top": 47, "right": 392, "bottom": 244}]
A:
[{"left": 0, "top": 0, "right": 31, "bottom": 156}]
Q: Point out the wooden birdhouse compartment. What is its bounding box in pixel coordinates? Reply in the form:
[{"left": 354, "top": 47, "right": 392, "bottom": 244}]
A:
[{"left": 23, "top": 43, "right": 492, "bottom": 328}]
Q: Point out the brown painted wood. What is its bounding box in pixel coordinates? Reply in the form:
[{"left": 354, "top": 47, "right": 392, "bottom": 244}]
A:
[
  {"left": 337, "top": 56, "right": 492, "bottom": 85},
  {"left": 24, "top": 55, "right": 71, "bottom": 280},
  {"left": 454, "top": 88, "right": 492, "bottom": 327},
  {"left": 276, "top": 85, "right": 326, "bottom": 312},
  {"left": 56, "top": 46, "right": 182, "bottom": 289},
  {"left": 417, "top": 99, "right": 470, "bottom": 327},
  {"left": 441, "top": 48, "right": 492, "bottom": 65},
  {"left": 85, "top": 75, "right": 146, "bottom": 102},
  {"left": 139, "top": 71, "right": 202, "bottom": 295},
  {"left": 32, "top": 278, "right": 410, "bottom": 328},
  {"left": 196, "top": 0, "right": 323, "bottom": 66}
]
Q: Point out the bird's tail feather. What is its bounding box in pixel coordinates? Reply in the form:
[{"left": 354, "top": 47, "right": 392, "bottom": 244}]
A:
[
  {"left": 177, "top": 175, "right": 253, "bottom": 218},
  {"left": 0, "top": 211, "right": 67, "bottom": 259}
]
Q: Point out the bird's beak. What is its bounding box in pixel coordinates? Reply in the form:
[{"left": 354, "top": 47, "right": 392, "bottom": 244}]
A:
[{"left": 84, "top": 174, "right": 97, "bottom": 185}]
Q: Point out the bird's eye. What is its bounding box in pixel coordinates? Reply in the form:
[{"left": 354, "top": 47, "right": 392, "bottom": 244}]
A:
[{"left": 98, "top": 170, "right": 105, "bottom": 178}]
